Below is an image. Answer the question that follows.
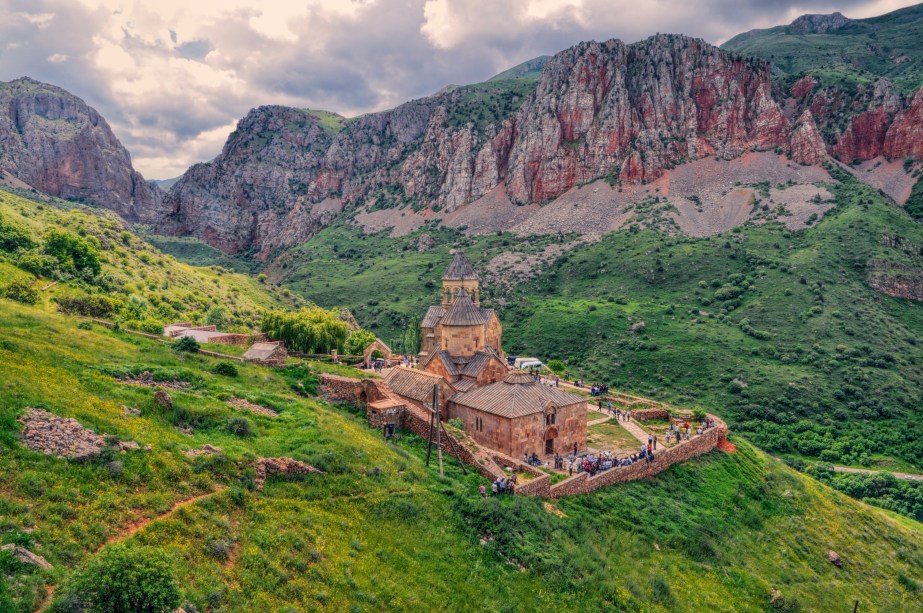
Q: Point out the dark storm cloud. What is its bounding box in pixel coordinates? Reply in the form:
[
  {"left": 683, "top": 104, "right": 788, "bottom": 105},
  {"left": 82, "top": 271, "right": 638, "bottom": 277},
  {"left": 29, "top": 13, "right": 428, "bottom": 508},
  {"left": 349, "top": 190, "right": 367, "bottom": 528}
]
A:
[{"left": 0, "top": 0, "right": 916, "bottom": 178}]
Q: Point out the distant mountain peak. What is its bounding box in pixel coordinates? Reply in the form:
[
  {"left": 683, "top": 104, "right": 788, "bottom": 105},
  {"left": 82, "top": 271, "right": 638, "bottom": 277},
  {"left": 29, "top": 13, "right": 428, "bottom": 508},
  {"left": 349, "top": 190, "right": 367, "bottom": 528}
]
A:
[{"left": 788, "top": 11, "right": 852, "bottom": 34}]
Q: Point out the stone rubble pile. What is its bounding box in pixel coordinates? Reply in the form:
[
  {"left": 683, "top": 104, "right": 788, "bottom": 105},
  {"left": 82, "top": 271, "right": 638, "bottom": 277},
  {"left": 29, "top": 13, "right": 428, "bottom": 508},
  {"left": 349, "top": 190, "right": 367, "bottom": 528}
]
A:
[
  {"left": 254, "top": 457, "right": 324, "bottom": 491},
  {"left": 228, "top": 397, "right": 279, "bottom": 417},
  {"left": 18, "top": 408, "right": 142, "bottom": 461}
]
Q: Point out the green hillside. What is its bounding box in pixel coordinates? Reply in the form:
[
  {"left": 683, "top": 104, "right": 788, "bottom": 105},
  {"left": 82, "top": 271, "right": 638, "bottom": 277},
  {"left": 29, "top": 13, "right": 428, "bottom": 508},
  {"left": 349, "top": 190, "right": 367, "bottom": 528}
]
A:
[
  {"left": 274, "top": 168, "right": 923, "bottom": 518},
  {"left": 0, "top": 299, "right": 921, "bottom": 611},
  {"left": 722, "top": 3, "right": 923, "bottom": 93},
  {"left": 0, "top": 188, "right": 304, "bottom": 333}
]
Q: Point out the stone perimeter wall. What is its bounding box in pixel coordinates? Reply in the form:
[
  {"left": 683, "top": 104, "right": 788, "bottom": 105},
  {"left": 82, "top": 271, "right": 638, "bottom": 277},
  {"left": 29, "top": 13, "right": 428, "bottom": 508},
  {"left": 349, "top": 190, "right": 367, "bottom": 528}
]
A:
[
  {"left": 318, "top": 373, "right": 727, "bottom": 498},
  {"left": 548, "top": 418, "right": 727, "bottom": 498}
]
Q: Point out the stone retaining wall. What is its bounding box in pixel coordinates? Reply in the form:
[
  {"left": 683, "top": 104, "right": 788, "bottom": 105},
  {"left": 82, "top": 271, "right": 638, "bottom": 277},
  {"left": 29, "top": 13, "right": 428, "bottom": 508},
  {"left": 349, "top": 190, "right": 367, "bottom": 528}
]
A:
[{"left": 548, "top": 417, "right": 727, "bottom": 498}]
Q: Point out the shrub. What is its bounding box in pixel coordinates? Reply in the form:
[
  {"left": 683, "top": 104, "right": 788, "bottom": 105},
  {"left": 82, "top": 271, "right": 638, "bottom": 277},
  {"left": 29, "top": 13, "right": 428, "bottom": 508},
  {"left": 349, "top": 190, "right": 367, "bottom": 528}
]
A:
[
  {"left": 692, "top": 408, "right": 707, "bottom": 422},
  {"left": 213, "top": 362, "right": 239, "bottom": 377},
  {"left": 448, "top": 418, "right": 465, "bottom": 430},
  {"left": 2, "top": 279, "right": 39, "bottom": 305},
  {"left": 0, "top": 214, "right": 33, "bottom": 252},
  {"left": 173, "top": 336, "right": 200, "bottom": 353},
  {"left": 262, "top": 307, "right": 349, "bottom": 354},
  {"left": 547, "top": 359, "right": 565, "bottom": 373},
  {"left": 227, "top": 417, "right": 253, "bottom": 437},
  {"left": 57, "top": 294, "right": 121, "bottom": 317},
  {"left": 16, "top": 253, "right": 58, "bottom": 277},
  {"left": 43, "top": 229, "right": 101, "bottom": 275},
  {"left": 59, "top": 543, "right": 180, "bottom": 613}
]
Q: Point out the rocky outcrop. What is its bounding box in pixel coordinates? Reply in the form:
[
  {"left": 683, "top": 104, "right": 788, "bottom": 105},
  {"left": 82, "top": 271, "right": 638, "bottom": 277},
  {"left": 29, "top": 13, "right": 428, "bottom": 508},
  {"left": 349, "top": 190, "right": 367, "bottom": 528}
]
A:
[
  {"left": 867, "top": 261, "right": 923, "bottom": 301},
  {"left": 788, "top": 12, "right": 851, "bottom": 34},
  {"left": 254, "top": 457, "right": 324, "bottom": 491},
  {"left": 789, "top": 110, "right": 827, "bottom": 165},
  {"left": 1, "top": 544, "right": 52, "bottom": 570},
  {"left": 832, "top": 80, "right": 902, "bottom": 162},
  {"left": 17, "top": 408, "right": 143, "bottom": 461},
  {"left": 883, "top": 87, "right": 923, "bottom": 160},
  {"left": 0, "top": 78, "right": 165, "bottom": 222},
  {"left": 160, "top": 106, "right": 345, "bottom": 254}
]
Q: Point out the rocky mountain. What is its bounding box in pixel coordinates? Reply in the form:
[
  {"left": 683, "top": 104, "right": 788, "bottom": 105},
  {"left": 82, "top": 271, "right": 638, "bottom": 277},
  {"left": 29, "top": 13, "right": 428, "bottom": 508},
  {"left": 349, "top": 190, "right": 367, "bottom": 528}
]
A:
[
  {"left": 160, "top": 34, "right": 837, "bottom": 254},
  {"left": 0, "top": 77, "right": 165, "bottom": 222}
]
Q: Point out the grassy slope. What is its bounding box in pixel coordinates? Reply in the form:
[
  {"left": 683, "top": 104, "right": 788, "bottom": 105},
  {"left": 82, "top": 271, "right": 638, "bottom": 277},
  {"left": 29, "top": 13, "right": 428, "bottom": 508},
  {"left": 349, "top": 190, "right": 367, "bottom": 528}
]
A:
[
  {"left": 0, "top": 188, "right": 304, "bottom": 330},
  {"left": 0, "top": 300, "right": 921, "bottom": 611},
  {"left": 722, "top": 4, "right": 923, "bottom": 93}
]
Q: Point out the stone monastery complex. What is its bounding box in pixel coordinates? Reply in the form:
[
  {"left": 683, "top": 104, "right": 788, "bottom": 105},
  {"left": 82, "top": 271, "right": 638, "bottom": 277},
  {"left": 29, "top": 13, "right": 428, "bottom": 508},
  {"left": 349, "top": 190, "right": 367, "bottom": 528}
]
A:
[{"left": 385, "top": 251, "right": 588, "bottom": 460}]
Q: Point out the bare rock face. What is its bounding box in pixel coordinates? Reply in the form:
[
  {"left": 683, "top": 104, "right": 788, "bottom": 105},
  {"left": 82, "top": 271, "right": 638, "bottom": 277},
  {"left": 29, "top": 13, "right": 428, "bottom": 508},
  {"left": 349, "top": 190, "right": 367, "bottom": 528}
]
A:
[
  {"left": 832, "top": 80, "right": 902, "bottom": 162},
  {"left": 19, "top": 408, "right": 106, "bottom": 461},
  {"left": 788, "top": 12, "right": 851, "bottom": 34},
  {"left": 506, "top": 35, "right": 788, "bottom": 202},
  {"left": 254, "top": 457, "right": 324, "bottom": 491},
  {"left": 789, "top": 110, "right": 827, "bottom": 165},
  {"left": 0, "top": 78, "right": 165, "bottom": 222},
  {"left": 883, "top": 87, "right": 923, "bottom": 160},
  {"left": 827, "top": 549, "right": 843, "bottom": 567},
  {"left": 867, "top": 261, "right": 923, "bottom": 301}
]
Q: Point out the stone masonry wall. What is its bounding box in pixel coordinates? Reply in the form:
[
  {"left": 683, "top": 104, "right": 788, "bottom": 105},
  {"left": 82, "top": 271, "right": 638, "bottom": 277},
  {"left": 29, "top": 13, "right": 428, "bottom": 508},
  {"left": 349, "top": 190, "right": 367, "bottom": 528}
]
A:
[
  {"left": 630, "top": 408, "right": 671, "bottom": 421},
  {"left": 548, "top": 417, "right": 727, "bottom": 498}
]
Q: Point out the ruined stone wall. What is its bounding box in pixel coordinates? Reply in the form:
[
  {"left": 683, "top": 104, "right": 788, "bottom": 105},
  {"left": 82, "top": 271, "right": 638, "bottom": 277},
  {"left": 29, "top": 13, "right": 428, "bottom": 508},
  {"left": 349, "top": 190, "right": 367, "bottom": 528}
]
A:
[
  {"left": 548, "top": 417, "right": 727, "bottom": 498},
  {"left": 209, "top": 333, "right": 252, "bottom": 346},
  {"left": 318, "top": 373, "right": 388, "bottom": 404},
  {"left": 631, "top": 408, "right": 671, "bottom": 421}
]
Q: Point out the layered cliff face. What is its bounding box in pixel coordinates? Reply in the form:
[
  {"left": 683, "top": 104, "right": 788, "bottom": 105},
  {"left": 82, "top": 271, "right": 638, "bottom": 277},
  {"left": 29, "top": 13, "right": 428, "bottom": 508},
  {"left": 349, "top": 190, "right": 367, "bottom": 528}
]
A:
[
  {"left": 159, "top": 31, "right": 923, "bottom": 255},
  {"left": 505, "top": 36, "right": 790, "bottom": 203},
  {"left": 160, "top": 105, "right": 347, "bottom": 253},
  {"left": 0, "top": 78, "right": 164, "bottom": 222},
  {"left": 163, "top": 35, "right": 808, "bottom": 252}
]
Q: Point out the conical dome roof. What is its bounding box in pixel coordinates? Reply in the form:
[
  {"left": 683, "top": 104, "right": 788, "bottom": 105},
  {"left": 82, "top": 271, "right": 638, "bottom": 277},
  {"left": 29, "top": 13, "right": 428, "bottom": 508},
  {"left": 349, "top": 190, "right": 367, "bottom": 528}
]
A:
[
  {"left": 503, "top": 370, "right": 534, "bottom": 385},
  {"left": 441, "top": 289, "right": 487, "bottom": 326},
  {"left": 442, "top": 250, "right": 478, "bottom": 281}
]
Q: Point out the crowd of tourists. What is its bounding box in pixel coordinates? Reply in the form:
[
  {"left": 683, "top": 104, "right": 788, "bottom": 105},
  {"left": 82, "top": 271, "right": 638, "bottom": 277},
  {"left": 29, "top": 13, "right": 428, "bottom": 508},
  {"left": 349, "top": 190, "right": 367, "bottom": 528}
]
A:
[{"left": 480, "top": 474, "right": 518, "bottom": 496}]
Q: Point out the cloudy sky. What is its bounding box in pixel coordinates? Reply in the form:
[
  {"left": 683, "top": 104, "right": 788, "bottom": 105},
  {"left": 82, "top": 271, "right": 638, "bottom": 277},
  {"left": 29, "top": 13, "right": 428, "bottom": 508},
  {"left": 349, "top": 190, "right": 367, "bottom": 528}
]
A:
[{"left": 1, "top": 0, "right": 917, "bottom": 179}]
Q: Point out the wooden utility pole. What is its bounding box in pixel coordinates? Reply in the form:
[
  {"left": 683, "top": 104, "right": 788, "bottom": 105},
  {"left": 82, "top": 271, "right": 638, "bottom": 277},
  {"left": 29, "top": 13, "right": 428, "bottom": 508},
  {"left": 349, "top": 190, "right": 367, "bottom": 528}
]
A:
[
  {"left": 425, "top": 384, "right": 436, "bottom": 466},
  {"left": 435, "top": 385, "right": 444, "bottom": 478}
]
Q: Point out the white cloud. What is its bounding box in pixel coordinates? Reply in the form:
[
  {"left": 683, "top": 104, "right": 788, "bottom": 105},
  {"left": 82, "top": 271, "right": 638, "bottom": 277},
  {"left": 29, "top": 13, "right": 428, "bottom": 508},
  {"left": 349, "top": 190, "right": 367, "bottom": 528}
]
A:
[
  {"left": 46, "top": 53, "right": 68, "bottom": 63},
  {"left": 16, "top": 12, "right": 56, "bottom": 29}
]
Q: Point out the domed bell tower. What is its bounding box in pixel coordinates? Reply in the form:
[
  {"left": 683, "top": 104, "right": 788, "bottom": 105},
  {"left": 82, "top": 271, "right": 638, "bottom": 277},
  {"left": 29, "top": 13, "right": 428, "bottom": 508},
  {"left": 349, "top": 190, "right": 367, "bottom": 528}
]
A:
[{"left": 441, "top": 250, "right": 479, "bottom": 307}]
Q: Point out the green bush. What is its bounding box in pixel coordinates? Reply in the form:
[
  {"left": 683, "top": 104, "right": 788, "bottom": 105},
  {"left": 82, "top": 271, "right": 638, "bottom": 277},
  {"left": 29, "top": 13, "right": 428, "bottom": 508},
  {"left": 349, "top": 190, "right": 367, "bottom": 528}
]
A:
[
  {"left": 173, "top": 336, "right": 200, "bottom": 353},
  {"left": 0, "top": 214, "right": 33, "bottom": 252},
  {"left": 2, "top": 279, "right": 40, "bottom": 305},
  {"left": 16, "top": 253, "right": 58, "bottom": 277},
  {"left": 56, "top": 543, "right": 180, "bottom": 613},
  {"left": 227, "top": 417, "right": 253, "bottom": 437},
  {"left": 213, "top": 362, "right": 239, "bottom": 377},
  {"left": 56, "top": 294, "right": 121, "bottom": 318},
  {"left": 43, "top": 229, "right": 101, "bottom": 276},
  {"left": 547, "top": 359, "right": 565, "bottom": 373}
]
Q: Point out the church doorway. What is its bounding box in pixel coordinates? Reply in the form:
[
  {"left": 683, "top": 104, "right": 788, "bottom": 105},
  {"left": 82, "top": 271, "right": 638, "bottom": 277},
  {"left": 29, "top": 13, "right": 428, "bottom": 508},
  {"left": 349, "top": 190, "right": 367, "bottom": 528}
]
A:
[{"left": 544, "top": 427, "right": 558, "bottom": 455}]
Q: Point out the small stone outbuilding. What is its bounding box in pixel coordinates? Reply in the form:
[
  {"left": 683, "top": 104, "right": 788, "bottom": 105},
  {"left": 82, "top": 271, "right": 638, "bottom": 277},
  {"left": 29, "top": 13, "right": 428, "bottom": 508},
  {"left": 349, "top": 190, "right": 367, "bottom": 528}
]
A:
[{"left": 243, "top": 342, "right": 288, "bottom": 366}]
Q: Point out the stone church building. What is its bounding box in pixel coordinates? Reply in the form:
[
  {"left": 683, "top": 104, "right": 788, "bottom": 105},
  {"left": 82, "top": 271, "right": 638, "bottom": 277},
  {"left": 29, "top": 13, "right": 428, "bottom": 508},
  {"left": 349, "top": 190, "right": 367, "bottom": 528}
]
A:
[{"left": 386, "top": 251, "right": 587, "bottom": 459}]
